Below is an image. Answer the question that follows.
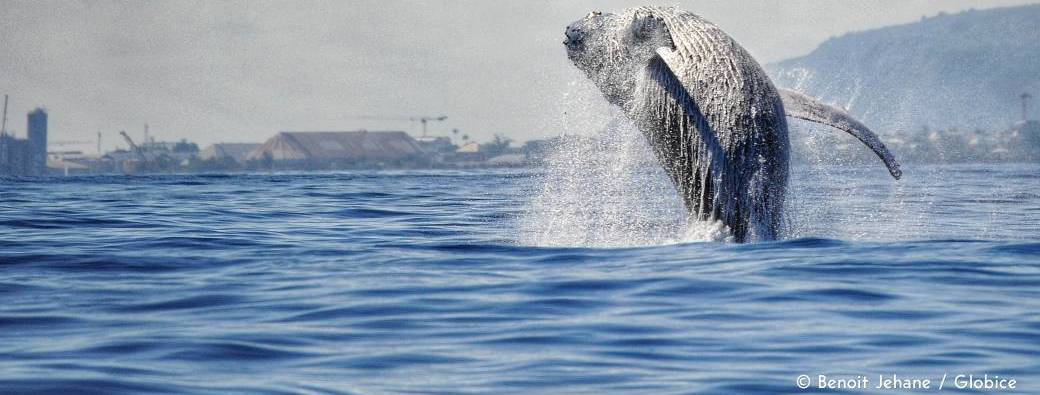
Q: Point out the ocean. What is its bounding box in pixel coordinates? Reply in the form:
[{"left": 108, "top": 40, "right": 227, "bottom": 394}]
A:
[{"left": 1, "top": 163, "right": 1038, "bottom": 394}]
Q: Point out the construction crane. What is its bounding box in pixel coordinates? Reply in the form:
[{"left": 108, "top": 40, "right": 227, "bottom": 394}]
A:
[
  {"left": 119, "top": 130, "right": 147, "bottom": 162},
  {"left": 342, "top": 115, "right": 448, "bottom": 139},
  {"left": 410, "top": 116, "right": 448, "bottom": 139}
]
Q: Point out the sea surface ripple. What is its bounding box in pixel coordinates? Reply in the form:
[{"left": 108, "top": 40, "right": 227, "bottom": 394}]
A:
[{"left": 0, "top": 164, "right": 1038, "bottom": 394}]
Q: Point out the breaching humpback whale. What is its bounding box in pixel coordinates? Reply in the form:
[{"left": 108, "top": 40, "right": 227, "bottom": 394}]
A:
[{"left": 564, "top": 6, "right": 901, "bottom": 242}]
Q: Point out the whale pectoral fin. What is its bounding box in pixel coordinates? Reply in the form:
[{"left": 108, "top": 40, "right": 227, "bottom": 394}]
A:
[
  {"left": 645, "top": 48, "right": 731, "bottom": 177},
  {"left": 779, "top": 88, "right": 902, "bottom": 179},
  {"left": 643, "top": 48, "right": 751, "bottom": 240}
]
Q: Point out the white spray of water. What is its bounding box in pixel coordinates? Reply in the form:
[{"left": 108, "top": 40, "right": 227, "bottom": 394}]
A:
[{"left": 516, "top": 111, "right": 732, "bottom": 248}]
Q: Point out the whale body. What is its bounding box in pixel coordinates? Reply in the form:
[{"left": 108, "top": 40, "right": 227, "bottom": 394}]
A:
[{"left": 564, "top": 6, "right": 901, "bottom": 242}]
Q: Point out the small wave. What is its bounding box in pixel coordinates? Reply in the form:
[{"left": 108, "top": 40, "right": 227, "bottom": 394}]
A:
[
  {"left": 108, "top": 294, "right": 244, "bottom": 313},
  {"left": 333, "top": 207, "right": 416, "bottom": 218},
  {"left": 332, "top": 353, "right": 477, "bottom": 370},
  {"left": 760, "top": 287, "right": 896, "bottom": 303},
  {"left": 988, "top": 242, "right": 1040, "bottom": 256},
  {"left": 163, "top": 340, "right": 315, "bottom": 362},
  {"left": 0, "top": 217, "right": 150, "bottom": 230},
  {"left": 0, "top": 378, "right": 173, "bottom": 395},
  {"left": 0, "top": 315, "right": 83, "bottom": 329}
]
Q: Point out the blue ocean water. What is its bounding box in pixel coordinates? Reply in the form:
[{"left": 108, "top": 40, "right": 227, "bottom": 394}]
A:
[{"left": 0, "top": 164, "right": 1038, "bottom": 394}]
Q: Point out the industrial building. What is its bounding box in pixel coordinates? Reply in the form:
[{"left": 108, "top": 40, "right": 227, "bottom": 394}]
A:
[
  {"left": 0, "top": 108, "right": 47, "bottom": 176},
  {"left": 199, "top": 143, "right": 261, "bottom": 164},
  {"left": 0, "top": 134, "right": 32, "bottom": 175},
  {"left": 246, "top": 131, "right": 427, "bottom": 169}
]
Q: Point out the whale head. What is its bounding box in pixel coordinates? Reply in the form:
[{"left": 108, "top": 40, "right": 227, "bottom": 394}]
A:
[{"left": 564, "top": 8, "right": 674, "bottom": 106}]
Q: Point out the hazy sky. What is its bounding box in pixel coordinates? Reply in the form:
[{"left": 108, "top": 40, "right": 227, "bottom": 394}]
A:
[{"left": 2, "top": 0, "right": 1037, "bottom": 152}]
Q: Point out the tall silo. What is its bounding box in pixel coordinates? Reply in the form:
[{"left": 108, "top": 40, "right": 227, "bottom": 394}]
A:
[{"left": 27, "top": 108, "right": 47, "bottom": 175}]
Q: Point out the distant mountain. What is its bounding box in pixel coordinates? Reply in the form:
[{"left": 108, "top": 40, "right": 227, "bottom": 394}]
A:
[{"left": 768, "top": 4, "right": 1040, "bottom": 135}]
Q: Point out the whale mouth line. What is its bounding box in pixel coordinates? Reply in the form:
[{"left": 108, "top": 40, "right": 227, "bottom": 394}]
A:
[{"left": 564, "top": 42, "right": 584, "bottom": 54}]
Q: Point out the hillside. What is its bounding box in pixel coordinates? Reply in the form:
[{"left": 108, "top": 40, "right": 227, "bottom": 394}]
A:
[{"left": 768, "top": 4, "right": 1040, "bottom": 135}]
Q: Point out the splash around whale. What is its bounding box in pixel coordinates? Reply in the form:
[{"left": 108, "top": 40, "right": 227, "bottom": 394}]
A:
[{"left": 563, "top": 6, "right": 901, "bottom": 242}]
